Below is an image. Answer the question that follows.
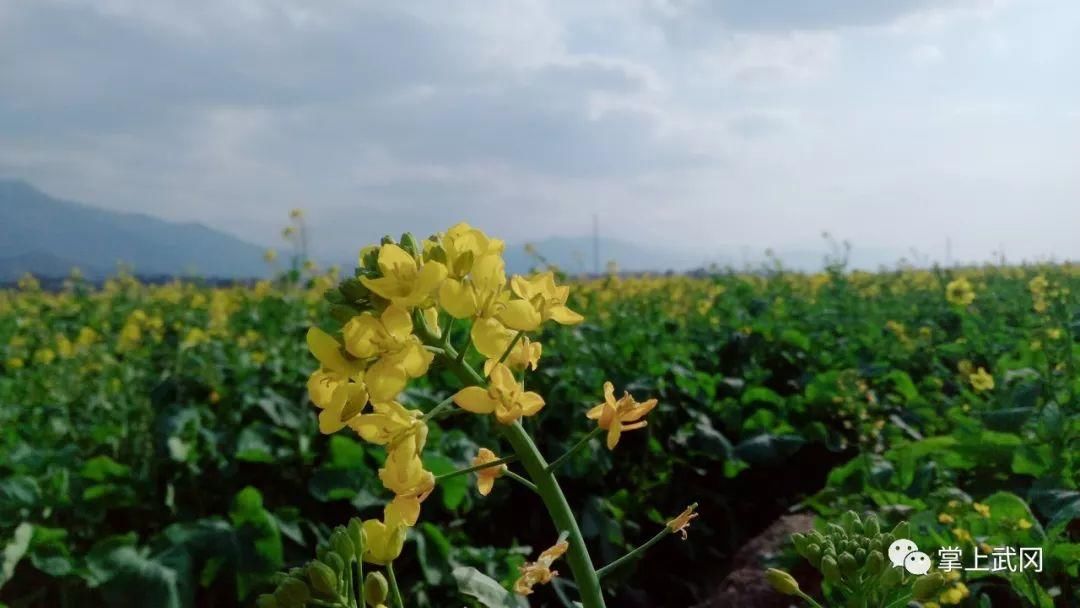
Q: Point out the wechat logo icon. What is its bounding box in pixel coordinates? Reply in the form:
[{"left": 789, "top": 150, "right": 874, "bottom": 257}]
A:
[{"left": 888, "top": 539, "right": 931, "bottom": 575}]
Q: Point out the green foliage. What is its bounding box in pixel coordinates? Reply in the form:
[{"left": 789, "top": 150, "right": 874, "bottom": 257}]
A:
[{"left": 2, "top": 262, "right": 1080, "bottom": 605}]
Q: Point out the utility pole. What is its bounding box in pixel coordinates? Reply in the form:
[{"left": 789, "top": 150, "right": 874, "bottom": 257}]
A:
[{"left": 592, "top": 214, "right": 599, "bottom": 276}]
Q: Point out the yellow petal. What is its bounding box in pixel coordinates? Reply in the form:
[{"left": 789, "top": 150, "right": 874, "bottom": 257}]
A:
[
  {"left": 307, "top": 327, "right": 348, "bottom": 371},
  {"left": 606, "top": 420, "right": 622, "bottom": 450},
  {"left": 359, "top": 275, "right": 403, "bottom": 300},
  {"left": 381, "top": 305, "right": 413, "bottom": 340},
  {"left": 488, "top": 362, "right": 516, "bottom": 390},
  {"left": 377, "top": 243, "right": 417, "bottom": 277},
  {"left": 518, "top": 392, "right": 545, "bottom": 417},
  {"left": 471, "top": 317, "right": 512, "bottom": 359},
  {"left": 319, "top": 404, "right": 347, "bottom": 434},
  {"left": 453, "top": 387, "right": 497, "bottom": 414},
  {"left": 603, "top": 381, "right": 615, "bottom": 406},
  {"left": 549, "top": 305, "right": 584, "bottom": 325},
  {"left": 498, "top": 300, "right": 541, "bottom": 331},
  {"left": 585, "top": 402, "right": 606, "bottom": 420},
  {"left": 471, "top": 254, "right": 506, "bottom": 294},
  {"left": 342, "top": 314, "right": 382, "bottom": 359},
  {"left": 410, "top": 261, "right": 448, "bottom": 305},
  {"left": 385, "top": 495, "right": 421, "bottom": 527},
  {"left": 307, "top": 370, "right": 340, "bottom": 409},
  {"left": 477, "top": 476, "right": 494, "bottom": 496},
  {"left": 366, "top": 359, "right": 408, "bottom": 402},
  {"left": 438, "top": 279, "right": 478, "bottom": 319}
]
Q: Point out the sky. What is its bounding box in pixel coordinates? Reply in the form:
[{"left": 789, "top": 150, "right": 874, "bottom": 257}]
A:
[{"left": 2, "top": 0, "right": 1079, "bottom": 268}]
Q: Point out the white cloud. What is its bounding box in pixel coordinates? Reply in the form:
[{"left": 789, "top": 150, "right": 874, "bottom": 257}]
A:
[{"left": 3, "top": 0, "right": 1079, "bottom": 267}]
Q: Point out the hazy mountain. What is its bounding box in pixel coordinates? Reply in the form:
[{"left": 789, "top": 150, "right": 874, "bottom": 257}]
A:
[
  {"left": 499, "top": 237, "right": 908, "bottom": 275},
  {"left": 502, "top": 236, "right": 713, "bottom": 275},
  {"left": 0, "top": 179, "right": 268, "bottom": 280}
]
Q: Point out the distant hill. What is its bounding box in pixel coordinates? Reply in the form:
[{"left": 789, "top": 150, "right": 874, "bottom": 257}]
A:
[
  {"left": 502, "top": 236, "right": 712, "bottom": 275},
  {"left": 0, "top": 179, "right": 268, "bottom": 280}
]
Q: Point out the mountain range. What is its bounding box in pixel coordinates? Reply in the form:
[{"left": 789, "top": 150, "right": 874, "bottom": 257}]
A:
[
  {"left": 1, "top": 178, "right": 910, "bottom": 282},
  {"left": 0, "top": 179, "right": 268, "bottom": 281}
]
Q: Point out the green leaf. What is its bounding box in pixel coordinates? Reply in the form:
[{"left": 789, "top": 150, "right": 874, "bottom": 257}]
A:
[
  {"left": 96, "top": 545, "right": 186, "bottom": 608},
  {"left": 0, "top": 476, "right": 40, "bottom": 509},
  {"left": 0, "top": 523, "right": 32, "bottom": 589},
  {"left": 328, "top": 435, "right": 366, "bottom": 469},
  {"left": 230, "top": 487, "right": 283, "bottom": 599},
  {"left": 733, "top": 434, "right": 805, "bottom": 466},
  {"left": 80, "top": 456, "right": 132, "bottom": 482},
  {"left": 423, "top": 454, "right": 468, "bottom": 510},
  {"left": 741, "top": 387, "right": 784, "bottom": 408},
  {"left": 235, "top": 425, "right": 275, "bottom": 463},
  {"left": 28, "top": 526, "right": 73, "bottom": 577},
  {"left": 1012, "top": 444, "right": 1052, "bottom": 476},
  {"left": 452, "top": 566, "right": 528, "bottom": 607}
]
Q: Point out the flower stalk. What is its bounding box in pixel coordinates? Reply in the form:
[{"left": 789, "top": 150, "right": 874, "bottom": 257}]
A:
[{"left": 433, "top": 336, "right": 607, "bottom": 608}]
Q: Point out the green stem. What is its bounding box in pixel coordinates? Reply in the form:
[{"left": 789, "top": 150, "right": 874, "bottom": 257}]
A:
[
  {"left": 795, "top": 590, "right": 826, "bottom": 608},
  {"left": 420, "top": 395, "right": 456, "bottom": 423},
  {"left": 596, "top": 525, "right": 669, "bottom": 579},
  {"left": 435, "top": 455, "right": 518, "bottom": 481},
  {"left": 497, "top": 331, "right": 525, "bottom": 365},
  {"left": 503, "top": 469, "right": 539, "bottom": 493},
  {"left": 499, "top": 421, "right": 606, "bottom": 607},
  {"left": 546, "top": 427, "right": 603, "bottom": 473},
  {"left": 432, "top": 341, "right": 606, "bottom": 608},
  {"left": 386, "top": 562, "right": 405, "bottom": 608}
]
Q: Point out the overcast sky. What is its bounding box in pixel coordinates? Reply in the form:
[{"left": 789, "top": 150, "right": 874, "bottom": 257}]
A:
[{"left": 2, "top": 0, "right": 1078, "bottom": 266}]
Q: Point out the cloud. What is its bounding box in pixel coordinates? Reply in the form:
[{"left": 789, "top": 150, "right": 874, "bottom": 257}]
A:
[{"left": 2, "top": 0, "right": 1078, "bottom": 268}]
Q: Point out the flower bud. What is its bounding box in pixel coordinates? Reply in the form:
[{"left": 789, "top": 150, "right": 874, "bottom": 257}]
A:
[
  {"left": 324, "top": 552, "right": 346, "bottom": 577},
  {"left": 879, "top": 565, "right": 902, "bottom": 589},
  {"left": 840, "top": 510, "right": 861, "bottom": 534},
  {"left": 866, "top": 550, "right": 884, "bottom": 575},
  {"left": 791, "top": 532, "right": 808, "bottom": 554},
  {"left": 838, "top": 552, "right": 857, "bottom": 576},
  {"left": 274, "top": 578, "right": 311, "bottom": 608},
  {"left": 765, "top": 568, "right": 800, "bottom": 595},
  {"left": 307, "top": 560, "right": 339, "bottom": 598},
  {"left": 255, "top": 595, "right": 278, "bottom": 608},
  {"left": 863, "top": 514, "right": 880, "bottom": 536},
  {"left": 330, "top": 529, "right": 355, "bottom": 562},
  {"left": 364, "top": 571, "right": 390, "bottom": 607},
  {"left": 399, "top": 233, "right": 421, "bottom": 258},
  {"left": 913, "top": 572, "right": 945, "bottom": 601},
  {"left": 821, "top": 555, "right": 841, "bottom": 583},
  {"left": 891, "top": 521, "right": 910, "bottom": 540},
  {"left": 805, "top": 543, "right": 822, "bottom": 567},
  {"left": 348, "top": 517, "right": 367, "bottom": 555}
]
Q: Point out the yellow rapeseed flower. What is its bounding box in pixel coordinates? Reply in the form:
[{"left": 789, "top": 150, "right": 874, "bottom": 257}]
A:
[
  {"left": 973, "top": 502, "right": 990, "bottom": 517},
  {"left": 361, "top": 517, "right": 407, "bottom": 565},
  {"left": 472, "top": 447, "right": 504, "bottom": 496},
  {"left": 500, "top": 272, "right": 584, "bottom": 331},
  {"left": 969, "top": 368, "right": 994, "bottom": 392},
  {"left": 306, "top": 327, "right": 369, "bottom": 434},
  {"left": 360, "top": 244, "right": 447, "bottom": 309},
  {"left": 514, "top": 540, "right": 569, "bottom": 595},
  {"left": 586, "top": 382, "right": 658, "bottom": 449},
  {"left": 438, "top": 252, "right": 508, "bottom": 319},
  {"left": 452, "top": 362, "right": 545, "bottom": 424},
  {"left": 342, "top": 305, "right": 433, "bottom": 402},
  {"left": 471, "top": 317, "right": 541, "bottom": 373},
  {"left": 945, "top": 278, "right": 975, "bottom": 306},
  {"left": 667, "top": 504, "right": 699, "bottom": 540}
]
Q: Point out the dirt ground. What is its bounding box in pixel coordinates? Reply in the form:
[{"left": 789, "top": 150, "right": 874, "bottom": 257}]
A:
[{"left": 695, "top": 513, "right": 819, "bottom": 608}]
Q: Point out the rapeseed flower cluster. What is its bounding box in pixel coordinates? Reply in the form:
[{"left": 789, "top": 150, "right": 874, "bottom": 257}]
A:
[{"left": 304, "top": 223, "right": 589, "bottom": 565}]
